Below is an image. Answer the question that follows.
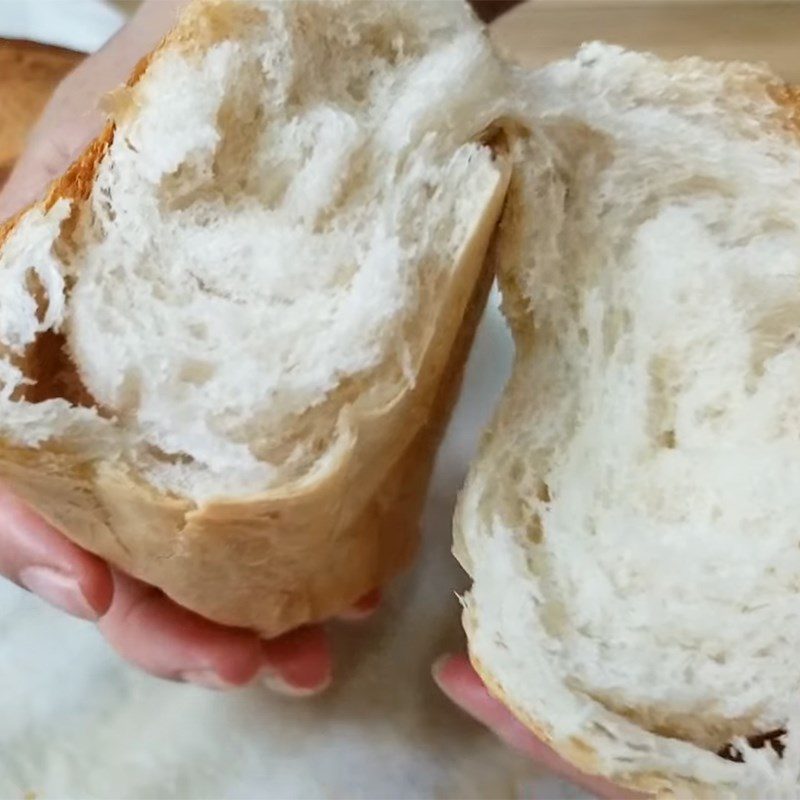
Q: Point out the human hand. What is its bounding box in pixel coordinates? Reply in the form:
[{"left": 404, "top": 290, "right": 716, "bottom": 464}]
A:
[
  {"left": 0, "top": 482, "right": 380, "bottom": 692},
  {"left": 434, "top": 654, "right": 642, "bottom": 799},
  {"left": 0, "top": 0, "right": 380, "bottom": 695}
]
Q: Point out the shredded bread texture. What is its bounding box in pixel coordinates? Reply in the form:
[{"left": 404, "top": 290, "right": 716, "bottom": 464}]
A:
[
  {"left": 0, "top": 0, "right": 505, "bottom": 501},
  {"left": 458, "top": 43, "right": 800, "bottom": 798}
]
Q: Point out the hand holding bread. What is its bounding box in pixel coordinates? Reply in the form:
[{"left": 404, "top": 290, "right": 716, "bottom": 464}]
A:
[
  {"left": 0, "top": 0, "right": 398, "bottom": 696},
  {"left": 4, "top": 0, "right": 800, "bottom": 796}
]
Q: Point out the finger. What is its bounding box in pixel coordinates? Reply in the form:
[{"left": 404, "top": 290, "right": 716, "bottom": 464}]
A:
[
  {"left": 261, "top": 625, "right": 333, "bottom": 697},
  {"left": 0, "top": 115, "right": 103, "bottom": 220},
  {"left": 0, "top": 484, "right": 112, "bottom": 620},
  {"left": 337, "top": 588, "right": 382, "bottom": 622},
  {"left": 433, "top": 653, "right": 559, "bottom": 757},
  {"left": 98, "top": 569, "right": 267, "bottom": 689},
  {"left": 98, "top": 570, "right": 334, "bottom": 695},
  {"left": 433, "top": 654, "right": 644, "bottom": 800}
]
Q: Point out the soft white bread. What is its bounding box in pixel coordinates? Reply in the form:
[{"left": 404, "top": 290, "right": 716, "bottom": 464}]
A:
[
  {"left": 457, "top": 44, "right": 800, "bottom": 798},
  {"left": 0, "top": 0, "right": 510, "bottom": 636}
]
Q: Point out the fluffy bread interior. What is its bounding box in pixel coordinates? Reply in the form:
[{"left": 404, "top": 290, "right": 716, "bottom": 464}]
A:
[
  {"left": 0, "top": 0, "right": 506, "bottom": 501},
  {"left": 458, "top": 44, "right": 800, "bottom": 796}
]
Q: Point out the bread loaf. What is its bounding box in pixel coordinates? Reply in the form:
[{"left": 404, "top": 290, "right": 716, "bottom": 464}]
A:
[
  {"left": 0, "top": 0, "right": 510, "bottom": 636},
  {"left": 457, "top": 44, "right": 800, "bottom": 798}
]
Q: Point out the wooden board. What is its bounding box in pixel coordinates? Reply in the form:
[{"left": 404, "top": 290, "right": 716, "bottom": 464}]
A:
[
  {"left": 0, "top": 39, "right": 83, "bottom": 185},
  {"left": 491, "top": 1, "right": 800, "bottom": 80}
]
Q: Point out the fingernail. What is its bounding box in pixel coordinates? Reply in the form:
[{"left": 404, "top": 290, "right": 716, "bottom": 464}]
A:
[
  {"left": 179, "top": 669, "right": 238, "bottom": 691},
  {"left": 262, "top": 669, "right": 331, "bottom": 698},
  {"left": 338, "top": 588, "right": 382, "bottom": 622},
  {"left": 431, "top": 653, "right": 457, "bottom": 690},
  {"left": 261, "top": 626, "right": 332, "bottom": 696},
  {"left": 19, "top": 566, "right": 99, "bottom": 621}
]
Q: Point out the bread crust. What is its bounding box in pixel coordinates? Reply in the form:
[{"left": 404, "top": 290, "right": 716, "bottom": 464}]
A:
[
  {"left": 0, "top": 0, "right": 511, "bottom": 636},
  {"left": 465, "top": 626, "right": 693, "bottom": 799}
]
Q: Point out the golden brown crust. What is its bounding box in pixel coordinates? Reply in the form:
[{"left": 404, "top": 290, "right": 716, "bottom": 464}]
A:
[
  {"left": 770, "top": 83, "right": 800, "bottom": 136},
  {"left": 0, "top": 0, "right": 511, "bottom": 636}
]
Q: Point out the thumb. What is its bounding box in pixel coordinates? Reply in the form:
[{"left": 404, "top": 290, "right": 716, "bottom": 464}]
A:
[
  {"left": 0, "top": 111, "right": 103, "bottom": 220},
  {"left": 433, "top": 654, "right": 644, "bottom": 800}
]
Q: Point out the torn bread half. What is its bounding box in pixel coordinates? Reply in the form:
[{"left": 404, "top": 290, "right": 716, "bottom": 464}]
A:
[
  {"left": 457, "top": 44, "right": 800, "bottom": 798},
  {"left": 0, "top": 0, "right": 510, "bottom": 636}
]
